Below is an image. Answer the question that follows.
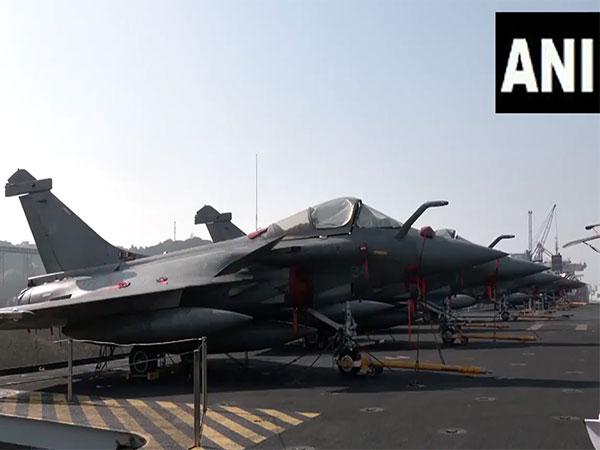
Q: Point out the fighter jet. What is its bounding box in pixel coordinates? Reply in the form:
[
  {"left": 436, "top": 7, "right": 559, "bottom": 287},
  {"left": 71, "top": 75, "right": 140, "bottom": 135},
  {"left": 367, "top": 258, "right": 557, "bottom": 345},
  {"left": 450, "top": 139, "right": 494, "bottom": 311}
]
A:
[
  {"left": 0, "top": 170, "right": 506, "bottom": 376},
  {"left": 428, "top": 231, "right": 547, "bottom": 294},
  {"left": 355, "top": 238, "right": 547, "bottom": 337},
  {"left": 491, "top": 271, "right": 585, "bottom": 311},
  {"left": 3, "top": 170, "right": 310, "bottom": 374},
  {"left": 196, "top": 206, "right": 519, "bottom": 341},
  {"left": 419, "top": 232, "right": 549, "bottom": 318},
  {"left": 499, "top": 271, "right": 562, "bottom": 293}
]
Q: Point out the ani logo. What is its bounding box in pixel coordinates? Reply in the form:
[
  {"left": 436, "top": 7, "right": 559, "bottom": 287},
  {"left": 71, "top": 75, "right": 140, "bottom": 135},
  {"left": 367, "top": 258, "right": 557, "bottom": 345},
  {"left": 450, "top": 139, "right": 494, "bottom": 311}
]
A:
[{"left": 495, "top": 12, "right": 599, "bottom": 113}]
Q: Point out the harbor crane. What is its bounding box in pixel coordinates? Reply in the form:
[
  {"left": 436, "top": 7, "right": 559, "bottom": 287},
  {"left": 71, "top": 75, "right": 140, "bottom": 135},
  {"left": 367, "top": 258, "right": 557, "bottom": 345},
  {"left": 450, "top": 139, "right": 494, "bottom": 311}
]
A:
[{"left": 531, "top": 204, "right": 557, "bottom": 263}]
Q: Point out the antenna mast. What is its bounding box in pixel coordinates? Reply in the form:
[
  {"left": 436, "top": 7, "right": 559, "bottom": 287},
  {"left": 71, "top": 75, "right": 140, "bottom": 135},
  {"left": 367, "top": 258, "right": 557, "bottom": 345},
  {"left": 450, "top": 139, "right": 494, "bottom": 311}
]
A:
[
  {"left": 528, "top": 210, "right": 533, "bottom": 255},
  {"left": 555, "top": 209, "right": 559, "bottom": 254},
  {"left": 255, "top": 153, "right": 258, "bottom": 231}
]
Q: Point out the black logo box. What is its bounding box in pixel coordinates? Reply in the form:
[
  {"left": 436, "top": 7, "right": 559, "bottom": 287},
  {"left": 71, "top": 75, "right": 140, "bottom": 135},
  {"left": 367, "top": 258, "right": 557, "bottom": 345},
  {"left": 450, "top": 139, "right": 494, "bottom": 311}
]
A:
[{"left": 495, "top": 12, "right": 600, "bottom": 113}]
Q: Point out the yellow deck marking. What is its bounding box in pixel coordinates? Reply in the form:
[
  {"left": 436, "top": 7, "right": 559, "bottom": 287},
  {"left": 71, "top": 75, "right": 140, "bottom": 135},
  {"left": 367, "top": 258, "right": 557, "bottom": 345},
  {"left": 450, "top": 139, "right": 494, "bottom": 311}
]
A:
[
  {"left": 28, "top": 392, "right": 43, "bottom": 419},
  {"left": 0, "top": 396, "right": 19, "bottom": 416},
  {"left": 101, "top": 398, "right": 156, "bottom": 449},
  {"left": 208, "top": 410, "right": 265, "bottom": 444},
  {"left": 162, "top": 401, "right": 243, "bottom": 450},
  {"left": 257, "top": 408, "right": 302, "bottom": 426},
  {"left": 297, "top": 412, "right": 320, "bottom": 419},
  {"left": 53, "top": 394, "right": 75, "bottom": 424},
  {"left": 220, "top": 405, "right": 284, "bottom": 434},
  {"left": 127, "top": 399, "right": 193, "bottom": 449},
  {"left": 77, "top": 395, "right": 109, "bottom": 430}
]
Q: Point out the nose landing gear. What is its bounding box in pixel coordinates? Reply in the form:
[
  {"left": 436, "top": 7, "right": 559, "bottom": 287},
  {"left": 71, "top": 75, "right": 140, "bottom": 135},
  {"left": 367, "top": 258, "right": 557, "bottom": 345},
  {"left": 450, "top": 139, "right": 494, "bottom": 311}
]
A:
[
  {"left": 333, "top": 301, "right": 362, "bottom": 376},
  {"left": 308, "top": 301, "right": 367, "bottom": 377}
]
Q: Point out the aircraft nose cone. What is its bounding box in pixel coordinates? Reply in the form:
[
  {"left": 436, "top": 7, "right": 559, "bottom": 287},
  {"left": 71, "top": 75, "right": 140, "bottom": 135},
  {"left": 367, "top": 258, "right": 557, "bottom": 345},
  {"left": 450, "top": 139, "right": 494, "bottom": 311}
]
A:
[
  {"left": 557, "top": 278, "right": 585, "bottom": 289},
  {"left": 420, "top": 238, "right": 507, "bottom": 274},
  {"left": 498, "top": 258, "right": 548, "bottom": 280}
]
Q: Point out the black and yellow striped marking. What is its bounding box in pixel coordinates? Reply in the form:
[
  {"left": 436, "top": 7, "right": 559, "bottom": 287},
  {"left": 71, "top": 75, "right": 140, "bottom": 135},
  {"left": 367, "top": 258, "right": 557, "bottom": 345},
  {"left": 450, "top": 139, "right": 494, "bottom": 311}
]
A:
[{"left": 0, "top": 391, "right": 319, "bottom": 449}]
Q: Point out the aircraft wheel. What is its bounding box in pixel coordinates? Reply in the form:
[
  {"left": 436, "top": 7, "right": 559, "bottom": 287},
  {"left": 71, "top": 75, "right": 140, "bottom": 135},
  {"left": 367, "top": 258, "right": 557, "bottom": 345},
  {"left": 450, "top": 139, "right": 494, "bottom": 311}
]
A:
[
  {"left": 336, "top": 348, "right": 361, "bottom": 377},
  {"left": 501, "top": 311, "right": 510, "bottom": 322},
  {"left": 129, "top": 346, "right": 158, "bottom": 377},
  {"left": 441, "top": 329, "right": 455, "bottom": 345},
  {"left": 369, "top": 365, "right": 384, "bottom": 377}
]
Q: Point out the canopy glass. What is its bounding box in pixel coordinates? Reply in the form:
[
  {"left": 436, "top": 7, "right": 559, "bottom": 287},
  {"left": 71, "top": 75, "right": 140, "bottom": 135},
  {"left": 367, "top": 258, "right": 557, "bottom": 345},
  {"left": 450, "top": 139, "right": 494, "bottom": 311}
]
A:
[
  {"left": 356, "top": 204, "right": 402, "bottom": 229},
  {"left": 266, "top": 198, "right": 404, "bottom": 238}
]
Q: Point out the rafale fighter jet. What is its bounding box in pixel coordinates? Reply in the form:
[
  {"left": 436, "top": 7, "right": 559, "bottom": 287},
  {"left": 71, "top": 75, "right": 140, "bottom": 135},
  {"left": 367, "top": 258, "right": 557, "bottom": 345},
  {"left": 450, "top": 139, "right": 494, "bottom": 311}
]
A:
[
  {"left": 484, "top": 271, "right": 585, "bottom": 311},
  {"left": 0, "top": 169, "right": 504, "bottom": 376},
  {"left": 197, "top": 207, "right": 545, "bottom": 334},
  {"left": 431, "top": 230, "right": 548, "bottom": 294},
  {"left": 196, "top": 209, "right": 545, "bottom": 302},
  {"left": 471, "top": 271, "right": 585, "bottom": 320},
  {"left": 302, "top": 230, "right": 546, "bottom": 337}
]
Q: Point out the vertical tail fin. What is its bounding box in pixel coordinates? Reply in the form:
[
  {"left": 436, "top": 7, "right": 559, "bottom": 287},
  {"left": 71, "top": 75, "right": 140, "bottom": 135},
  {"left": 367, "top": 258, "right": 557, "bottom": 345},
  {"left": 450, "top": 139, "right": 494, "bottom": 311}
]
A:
[
  {"left": 195, "top": 205, "right": 245, "bottom": 243},
  {"left": 5, "top": 169, "right": 140, "bottom": 273}
]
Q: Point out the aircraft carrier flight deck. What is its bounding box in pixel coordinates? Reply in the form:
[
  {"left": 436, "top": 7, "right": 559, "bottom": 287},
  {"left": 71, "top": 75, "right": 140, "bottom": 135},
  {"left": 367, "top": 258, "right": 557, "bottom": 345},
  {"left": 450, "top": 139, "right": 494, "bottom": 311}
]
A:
[{"left": 0, "top": 304, "right": 597, "bottom": 450}]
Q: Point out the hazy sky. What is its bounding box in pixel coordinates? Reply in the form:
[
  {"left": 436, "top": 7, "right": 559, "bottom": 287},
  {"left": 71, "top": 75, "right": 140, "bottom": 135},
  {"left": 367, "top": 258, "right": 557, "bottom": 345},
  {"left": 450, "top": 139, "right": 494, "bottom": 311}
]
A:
[{"left": 0, "top": 0, "right": 598, "bottom": 285}]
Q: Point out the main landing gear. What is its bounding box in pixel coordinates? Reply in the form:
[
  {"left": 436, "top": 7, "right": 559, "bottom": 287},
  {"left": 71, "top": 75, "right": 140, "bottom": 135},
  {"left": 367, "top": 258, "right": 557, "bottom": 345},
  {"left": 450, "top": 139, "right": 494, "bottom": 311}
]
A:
[{"left": 128, "top": 346, "right": 160, "bottom": 378}]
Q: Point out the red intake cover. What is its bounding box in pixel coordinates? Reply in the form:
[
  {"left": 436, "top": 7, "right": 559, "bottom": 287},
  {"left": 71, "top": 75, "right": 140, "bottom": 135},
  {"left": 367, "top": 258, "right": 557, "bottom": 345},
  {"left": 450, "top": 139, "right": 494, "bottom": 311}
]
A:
[
  {"left": 248, "top": 228, "right": 267, "bottom": 239},
  {"left": 288, "top": 266, "right": 313, "bottom": 309},
  {"left": 420, "top": 226, "right": 435, "bottom": 238}
]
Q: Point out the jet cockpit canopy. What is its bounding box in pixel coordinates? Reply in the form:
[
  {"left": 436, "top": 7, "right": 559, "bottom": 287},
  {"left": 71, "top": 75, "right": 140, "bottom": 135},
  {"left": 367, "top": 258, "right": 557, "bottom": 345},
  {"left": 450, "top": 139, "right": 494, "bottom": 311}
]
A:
[
  {"left": 266, "top": 197, "right": 403, "bottom": 239},
  {"left": 355, "top": 203, "right": 402, "bottom": 229}
]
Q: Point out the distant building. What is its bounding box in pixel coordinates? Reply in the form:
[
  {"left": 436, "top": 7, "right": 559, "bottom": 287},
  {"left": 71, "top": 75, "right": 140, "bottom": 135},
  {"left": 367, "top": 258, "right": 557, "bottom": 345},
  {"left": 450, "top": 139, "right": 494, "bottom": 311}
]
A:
[{"left": 0, "top": 244, "right": 44, "bottom": 302}]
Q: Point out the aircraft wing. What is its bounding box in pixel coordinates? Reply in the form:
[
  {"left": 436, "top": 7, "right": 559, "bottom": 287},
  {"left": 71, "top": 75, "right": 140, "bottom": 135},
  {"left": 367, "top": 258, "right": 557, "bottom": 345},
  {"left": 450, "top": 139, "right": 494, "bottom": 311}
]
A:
[
  {"left": 0, "top": 231, "right": 286, "bottom": 330},
  {"left": 563, "top": 234, "right": 600, "bottom": 248},
  {"left": 0, "top": 274, "right": 256, "bottom": 331}
]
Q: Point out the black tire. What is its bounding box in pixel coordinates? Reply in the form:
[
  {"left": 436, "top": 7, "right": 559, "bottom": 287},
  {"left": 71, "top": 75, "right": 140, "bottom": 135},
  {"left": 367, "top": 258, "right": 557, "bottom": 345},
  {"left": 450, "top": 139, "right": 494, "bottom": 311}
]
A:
[
  {"left": 369, "top": 365, "right": 384, "bottom": 377},
  {"left": 129, "top": 346, "right": 158, "bottom": 377},
  {"left": 501, "top": 311, "right": 510, "bottom": 322}
]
